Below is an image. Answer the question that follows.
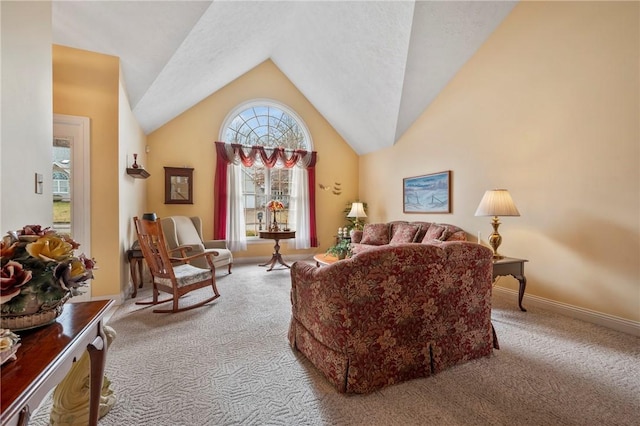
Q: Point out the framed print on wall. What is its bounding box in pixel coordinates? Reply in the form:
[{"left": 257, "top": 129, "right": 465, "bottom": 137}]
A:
[
  {"left": 164, "top": 167, "right": 193, "bottom": 204},
  {"left": 403, "top": 170, "right": 451, "bottom": 213}
]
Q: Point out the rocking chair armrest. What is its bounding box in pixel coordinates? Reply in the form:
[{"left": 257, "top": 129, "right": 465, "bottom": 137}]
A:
[
  {"left": 169, "top": 250, "right": 220, "bottom": 265},
  {"left": 168, "top": 245, "right": 193, "bottom": 258}
]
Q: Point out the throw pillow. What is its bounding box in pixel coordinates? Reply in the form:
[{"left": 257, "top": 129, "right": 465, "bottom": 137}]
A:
[
  {"left": 437, "top": 229, "right": 452, "bottom": 241},
  {"left": 390, "top": 223, "right": 420, "bottom": 244},
  {"left": 360, "top": 223, "right": 390, "bottom": 245},
  {"left": 421, "top": 224, "right": 445, "bottom": 243}
]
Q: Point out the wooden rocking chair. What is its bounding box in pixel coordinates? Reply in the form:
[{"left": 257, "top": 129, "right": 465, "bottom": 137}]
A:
[{"left": 133, "top": 216, "right": 220, "bottom": 313}]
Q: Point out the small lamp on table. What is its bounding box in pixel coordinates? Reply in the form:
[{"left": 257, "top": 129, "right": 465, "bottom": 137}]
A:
[
  {"left": 347, "top": 202, "right": 367, "bottom": 230},
  {"left": 474, "top": 189, "right": 520, "bottom": 259}
]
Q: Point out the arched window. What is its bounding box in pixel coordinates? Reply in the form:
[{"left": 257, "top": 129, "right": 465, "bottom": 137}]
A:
[{"left": 217, "top": 100, "right": 317, "bottom": 251}]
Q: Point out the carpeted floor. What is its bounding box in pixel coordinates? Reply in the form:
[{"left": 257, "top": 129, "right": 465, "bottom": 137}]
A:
[{"left": 31, "top": 262, "right": 640, "bottom": 425}]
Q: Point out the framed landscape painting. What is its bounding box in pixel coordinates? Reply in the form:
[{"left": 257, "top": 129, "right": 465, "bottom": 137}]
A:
[{"left": 403, "top": 170, "right": 451, "bottom": 213}]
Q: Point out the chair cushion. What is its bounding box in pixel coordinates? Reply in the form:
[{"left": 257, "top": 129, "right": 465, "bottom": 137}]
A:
[
  {"left": 360, "top": 223, "right": 390, "bottom": 245},
  {"left": 155, "top": 263, "right": 212, "bottom": 288},
  {"left": 390, "top": 223, "right": 421, "bottom": 244}
]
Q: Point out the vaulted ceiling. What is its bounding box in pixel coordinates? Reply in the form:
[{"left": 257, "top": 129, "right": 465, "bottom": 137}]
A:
[{"left": 52, "top": 1, "right": 517, "bottom": 155}]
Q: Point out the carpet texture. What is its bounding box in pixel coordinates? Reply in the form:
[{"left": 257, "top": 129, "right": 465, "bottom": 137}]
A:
[{"left": 30, "top": 262, "right": 639, "bottom": 425}]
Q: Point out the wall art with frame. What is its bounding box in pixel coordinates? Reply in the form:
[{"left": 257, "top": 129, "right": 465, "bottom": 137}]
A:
[
  {"left": 164, "top": 167, "right": 193, "bottom": 204},
  {"left": 403, "top": 170, "right": 451, "bottom": 213}
]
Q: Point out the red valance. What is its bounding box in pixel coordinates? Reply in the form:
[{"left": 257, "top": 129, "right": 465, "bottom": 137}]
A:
[{"left": 214, "top": 141, "right": 317, "bottom": 169}]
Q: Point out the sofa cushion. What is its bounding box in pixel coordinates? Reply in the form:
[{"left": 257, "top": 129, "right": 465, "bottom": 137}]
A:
[
  {"left": 390, "top": 223, "right": 421, "bottom": 244},
  {"left": 422, "top": 224, "right": 445, "bottom": 242},
  {"left": 360, "top": 223, "right": 390, "bottom": 245}
]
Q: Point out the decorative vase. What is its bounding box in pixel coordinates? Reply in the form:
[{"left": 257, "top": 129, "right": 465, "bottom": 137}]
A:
[
  {"left": 0, "top": 292, "right": 70, "bottom": 331},
  {"left": 132, "top": 153, "right": 139, "bottom": 169}
]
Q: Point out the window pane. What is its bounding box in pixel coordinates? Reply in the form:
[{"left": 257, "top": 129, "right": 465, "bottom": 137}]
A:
[{"left": 224, "top": 102, "right": 309, "bottom": 237}]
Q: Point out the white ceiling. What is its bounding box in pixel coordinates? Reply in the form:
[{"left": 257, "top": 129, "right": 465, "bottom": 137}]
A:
[{"left": 52, "top": 1, "right": 517, "bottom": 155}]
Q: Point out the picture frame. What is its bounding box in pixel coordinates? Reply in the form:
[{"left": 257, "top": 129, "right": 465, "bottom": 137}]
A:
[
  {"left": 403, "top": 170, "right": 451, "bottom": 213},
  {"left": 164, "top": 167, "right": 193, "bottom": 204}
]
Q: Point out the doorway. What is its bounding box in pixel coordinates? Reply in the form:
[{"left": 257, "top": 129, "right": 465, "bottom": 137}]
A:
[{"left": 53, "top": 114, "right": 91, "bottom": 301}]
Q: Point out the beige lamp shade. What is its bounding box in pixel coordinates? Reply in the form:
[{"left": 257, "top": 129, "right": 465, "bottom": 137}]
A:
[
  {"left": 347, "top": 202, "right": 367, "bottom": 219},
  {"left": 475, "top": 189, "right": 520, "bottom": 217}
]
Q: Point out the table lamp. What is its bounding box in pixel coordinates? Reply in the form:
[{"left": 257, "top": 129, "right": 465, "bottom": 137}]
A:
[
  {"left": 347, "top": 202, "right": 367, "bottom": 230},
  {"left": 474, "top": 189, "right": 520, "bottom": 259}
]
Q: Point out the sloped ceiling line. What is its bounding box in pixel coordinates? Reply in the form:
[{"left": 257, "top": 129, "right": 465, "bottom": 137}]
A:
[{"left": 52, "top": 1, "right": 517, "bottom": 155}]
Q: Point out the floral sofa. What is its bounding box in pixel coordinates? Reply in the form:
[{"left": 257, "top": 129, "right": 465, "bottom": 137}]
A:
[
  {"left": 350, "top": 221, "right": 467, "bottom": 255},
  {"left": 289, "top": 242, "right": 497, "bottom": 393}
]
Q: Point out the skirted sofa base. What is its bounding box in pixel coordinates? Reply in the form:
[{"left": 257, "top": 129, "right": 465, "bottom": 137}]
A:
[{"left": 289, "top": 242, "right": 498, "bottom": 394}]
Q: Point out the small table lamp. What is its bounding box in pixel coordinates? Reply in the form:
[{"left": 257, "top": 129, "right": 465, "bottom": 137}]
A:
[
  {"left": 474, "top": 189, "right": 520, "bottom": 259},
  {"left": 347, "top": 202, "right": 367, "bottom": 230}
]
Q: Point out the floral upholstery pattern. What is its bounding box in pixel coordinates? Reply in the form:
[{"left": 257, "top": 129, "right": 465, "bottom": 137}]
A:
[
  {"left": 422, "top": 224, "right": 445, "bottom": 242},
  {"left": 351, "top": 221, "right": 467, "bottom": 255},
  {"left": 289, "top": 242, "right": 497, "bottom": 393},
  {"left": 359, "top": 223, "right": 390, "bottom": 245},
  {"left": 389, "top": 223, "right": 421, "bottom": 244},
  {"left": 154, "top": 264, "right": 213, "bottom": 288}
]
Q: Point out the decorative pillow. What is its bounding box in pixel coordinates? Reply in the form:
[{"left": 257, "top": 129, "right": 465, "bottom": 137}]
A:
[
  {"left": 390, "top": 223, "right": 420, "bottom": 244},
  {"left": 360, "top": 223, "right": 390, "bottom": 245},
  {"left": 437, "top": 229, "right": 453, "bottom": 241},
  {"left": 421, "top": 225, "right": 445, "bottom": 243}
]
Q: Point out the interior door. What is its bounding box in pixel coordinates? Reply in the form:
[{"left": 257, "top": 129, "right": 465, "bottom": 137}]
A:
[{"left": 53, "top": 114, "right": 91, "bottom": 301}]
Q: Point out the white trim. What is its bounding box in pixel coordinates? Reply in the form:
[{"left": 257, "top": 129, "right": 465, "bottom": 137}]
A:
[
  {"left": 53, "top": 114, "right": 92, "bottom": 301},
  {"left": 493, "top": 287, "right": 640, "bottom": 337},
  {"left": 53, "top": 114, "right": 91, "bottom": 248}
]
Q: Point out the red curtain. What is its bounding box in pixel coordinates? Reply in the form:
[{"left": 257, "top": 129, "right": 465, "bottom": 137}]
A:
[
  {"left": 214, "top": 141, "right": 318, "bottom": 246},
  {"left": 213, "top": 146, "right": 228, "bottom": 240}
]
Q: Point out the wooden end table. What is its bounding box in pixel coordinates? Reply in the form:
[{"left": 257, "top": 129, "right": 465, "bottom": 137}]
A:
[
  {"left": 258, "top": 230, "right": 296, "bottom": 271},
  {"left": 493, "top": 257, "right": 528, "bottom": 312},
  {"left": 126, "top": 247, "right": 145, "bottom": 298}
]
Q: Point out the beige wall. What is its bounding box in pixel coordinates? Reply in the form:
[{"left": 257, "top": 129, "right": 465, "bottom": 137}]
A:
[
  {"left": 360, "top": 1, "right": 639, "bottom": 322},
  {"left": 119, "top": 69, "right": 148, "bottom": 295},
  {"left": 147, "top": 60, "right": 359, "bottom": 259},
  {"left": 1, "top": 1, "right": 53, "bottom": 230},
  {"left": 53, "top": 45, "right": 122, "bottom": 299}
]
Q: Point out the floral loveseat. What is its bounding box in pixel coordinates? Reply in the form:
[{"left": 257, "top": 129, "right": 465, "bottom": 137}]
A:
[
  {"left": 350, "top": 221, "right": 467, "bottom": 255},
  {"left": 289, "top": 242, "right": 497, "bottom": 393}
]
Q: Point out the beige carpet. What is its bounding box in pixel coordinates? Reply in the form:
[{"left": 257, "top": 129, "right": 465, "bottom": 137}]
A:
[{"left": 31, "top": 262, "right": 639, "bottom": 425}]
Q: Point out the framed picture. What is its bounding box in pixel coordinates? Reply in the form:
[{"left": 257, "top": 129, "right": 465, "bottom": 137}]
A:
[
  {"left": 164, "top": 167, "right": 193, "bottom": 204},
  {"left": 403, "top": 170, "right": 451, "bottom": 213}
]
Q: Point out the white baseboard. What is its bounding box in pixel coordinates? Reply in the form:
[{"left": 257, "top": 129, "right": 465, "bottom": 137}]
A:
[{"left": 493, "top": 287, "right": 640, "bottom": 337}]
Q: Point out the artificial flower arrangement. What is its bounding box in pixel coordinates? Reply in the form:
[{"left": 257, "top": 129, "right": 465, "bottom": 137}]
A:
[
  {"left": 0, "top": 225, "right": 96, "bottom": 319},
  {"left": 267, "top": 200, "right": 285, "bottom": 212},
  {"left": 0, "top": 328, "right": 20, "bottom": 365}
]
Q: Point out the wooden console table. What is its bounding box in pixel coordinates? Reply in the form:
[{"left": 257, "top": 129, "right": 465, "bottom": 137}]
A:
[
  {"left": 1, "top": 299, "right": 114, "bottom": 426},
  {"left": 493, "top": 257, "right": 528, "bottom": 312},
  {"left": 258, "top": 230, "right": 296, "bottom": 271}
]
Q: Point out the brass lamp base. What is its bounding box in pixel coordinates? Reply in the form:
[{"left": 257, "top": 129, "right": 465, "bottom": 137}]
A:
[{"left": 488, "top": 216, "right": 504, "bottom": 259}]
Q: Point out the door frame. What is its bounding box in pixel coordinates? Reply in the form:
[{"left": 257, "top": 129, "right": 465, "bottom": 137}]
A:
[{"left": 53, "top": 114, "right": 91, "bottom": 298}]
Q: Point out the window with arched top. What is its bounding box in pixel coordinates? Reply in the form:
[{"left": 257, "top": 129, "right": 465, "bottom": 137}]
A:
[
  {"left": 217, "top": 100, "right": 317, "bottom": 251},
  {"left": 222, "top": 102, "right": 311, "bottom": 151}
]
